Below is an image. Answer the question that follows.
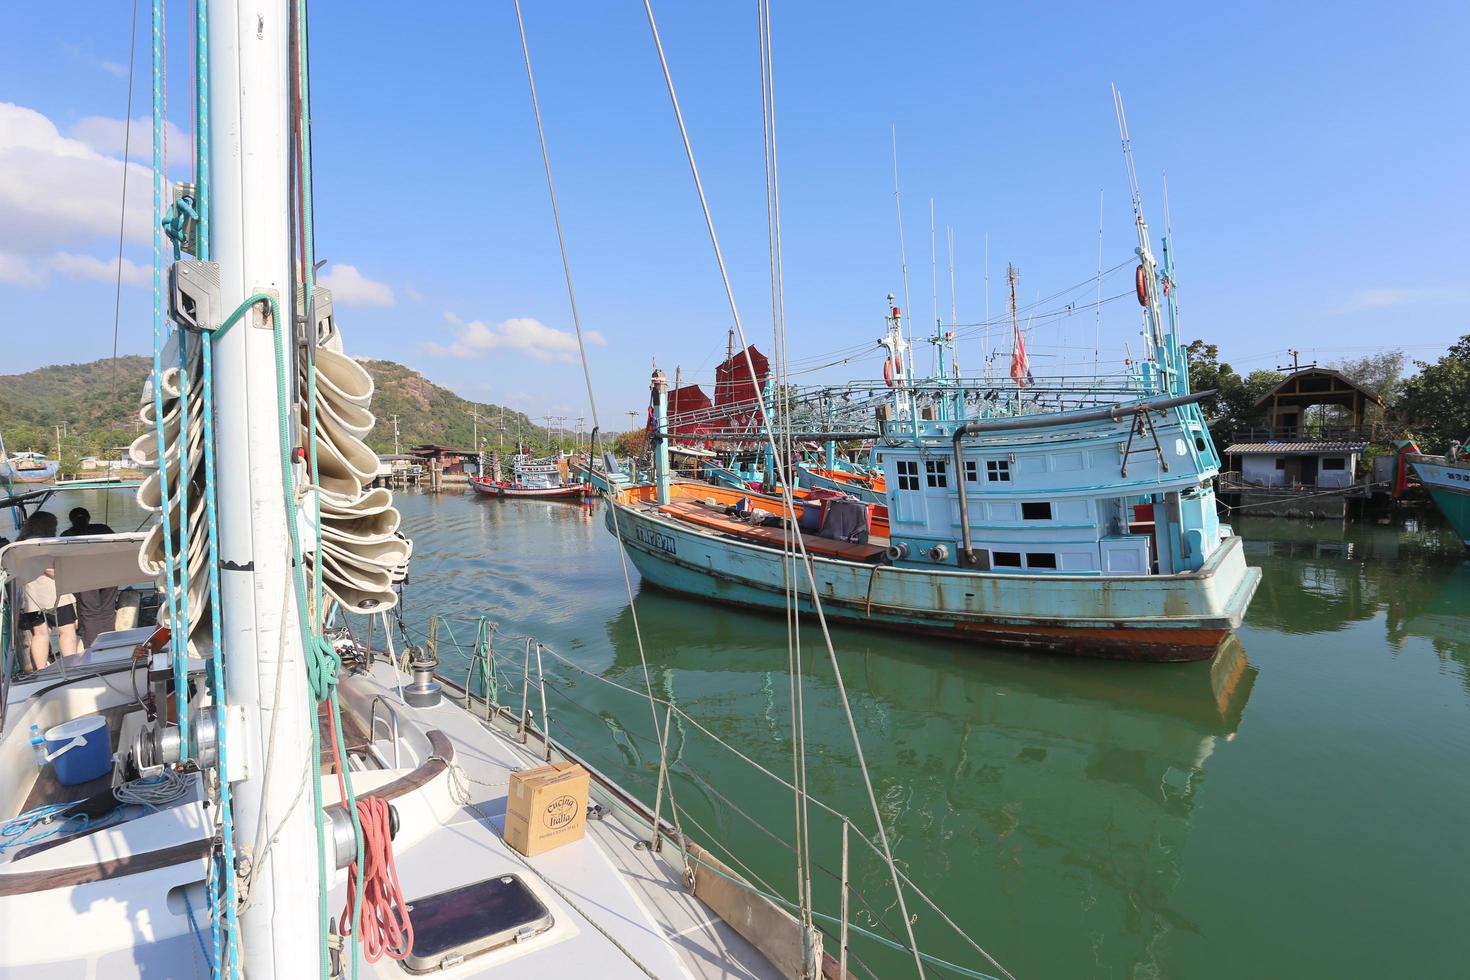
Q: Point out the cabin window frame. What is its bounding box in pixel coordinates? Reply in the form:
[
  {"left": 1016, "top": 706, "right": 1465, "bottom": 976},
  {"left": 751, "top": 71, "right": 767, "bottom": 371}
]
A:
[
  {"left": 896, "top": 459, "right": 920, "bottom": 491},
  {"left": 993, "top": 551, "right": 1022, "bottom": 568},
  {"left": 964, "top": 460, "right": 978, "bottom": 482},
  {"left": 1021, "top": 501, "right": 1053, "bottom": 521},
  {"left": 1025, "top": 552, "right": 1058, "bottom": 569},
  {"left": 925, "top": 459, "right": 948, "bottom": 488},
  {"left": 986, "top": 459, "right": 1011, "bottom": 483},
  {"left": 1321, "top": 457, "right": 1347, "bottom": 471}
]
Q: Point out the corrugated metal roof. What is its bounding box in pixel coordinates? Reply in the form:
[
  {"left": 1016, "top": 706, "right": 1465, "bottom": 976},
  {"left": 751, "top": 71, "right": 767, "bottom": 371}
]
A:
[{"left": 1223, "top": 442, "right": 1368, "bottom": 455}]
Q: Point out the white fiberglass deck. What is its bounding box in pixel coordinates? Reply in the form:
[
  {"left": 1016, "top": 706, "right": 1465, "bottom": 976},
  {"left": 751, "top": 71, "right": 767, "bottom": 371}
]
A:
[{"left": 335, "top": 660, "right": 782, "bottom": 979}]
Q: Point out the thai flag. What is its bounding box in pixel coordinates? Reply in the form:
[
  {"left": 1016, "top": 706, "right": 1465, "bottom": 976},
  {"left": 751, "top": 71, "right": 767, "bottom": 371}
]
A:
[{"left": 1010, "top": 323, "right": 1033, "bottom": 387}]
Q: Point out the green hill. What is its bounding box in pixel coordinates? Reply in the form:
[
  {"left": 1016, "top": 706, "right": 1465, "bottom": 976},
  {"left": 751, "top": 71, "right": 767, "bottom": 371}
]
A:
[{"left": 0, "top": 355, "right": 549, "bottom": 465}]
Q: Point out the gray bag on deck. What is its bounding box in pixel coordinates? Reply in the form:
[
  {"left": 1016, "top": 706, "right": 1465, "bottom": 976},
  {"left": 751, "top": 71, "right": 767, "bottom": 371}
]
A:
[{"left": 818, "top": 498, "right": 869, "bottom": 544}]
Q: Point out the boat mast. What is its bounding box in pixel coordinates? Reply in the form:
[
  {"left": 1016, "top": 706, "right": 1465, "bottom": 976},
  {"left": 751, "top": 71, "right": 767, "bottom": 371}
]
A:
[
  {"left": 209, "top": 1, "right": 320, "bottom": 971},
  {"left": 1111, "top": 84, "right": 1174, "bottom": 395}
]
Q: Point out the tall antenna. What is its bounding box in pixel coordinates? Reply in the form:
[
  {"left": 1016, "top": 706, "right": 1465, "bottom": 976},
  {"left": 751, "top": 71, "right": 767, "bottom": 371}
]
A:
[
  {"left": 983, "top": 232, "right": 990, "bottom": 383},
  {"left": 1007, "top": 263, "right": 1020, "bottom": 402},
  {"left": 947, "top": 225, "right": 957, "bottom": 331},
  {"left": 1094, "top": 188, "right": 1104, "bottom": 381},
  {"left": 929, "top": 197, "right": 939, "bottom": 374},
  {"left": 891, "top": 125, "right": 916, "bottom": 380}
]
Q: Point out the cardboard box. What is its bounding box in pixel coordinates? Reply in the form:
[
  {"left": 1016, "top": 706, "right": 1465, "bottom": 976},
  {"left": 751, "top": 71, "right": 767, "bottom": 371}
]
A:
[{"left": 504, "top": 761, "right": 590, "bottom": 857}]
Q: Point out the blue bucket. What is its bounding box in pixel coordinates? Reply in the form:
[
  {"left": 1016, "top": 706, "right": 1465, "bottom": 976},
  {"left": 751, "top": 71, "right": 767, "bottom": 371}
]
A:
[{"left": 44, "top": 715, "right": 112, "bottom": 786}]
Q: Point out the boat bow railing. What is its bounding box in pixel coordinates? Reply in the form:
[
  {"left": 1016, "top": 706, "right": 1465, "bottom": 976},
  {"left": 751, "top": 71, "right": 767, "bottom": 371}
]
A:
[{"left": 385, "top": 612, "right": 1012, "bottom": 980}]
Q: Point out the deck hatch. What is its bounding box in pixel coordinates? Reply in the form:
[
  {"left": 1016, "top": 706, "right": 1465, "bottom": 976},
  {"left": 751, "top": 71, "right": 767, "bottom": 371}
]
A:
[{"left": 402, "top": 874, "right": 555, "bottom": 974}]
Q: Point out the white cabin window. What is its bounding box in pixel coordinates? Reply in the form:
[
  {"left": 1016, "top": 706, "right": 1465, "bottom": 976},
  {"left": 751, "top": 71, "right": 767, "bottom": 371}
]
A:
[
  {"left": 1021, "top": 501, "right": 1052, "bottom": 521},
  {"left": 897, "top": 459, "right": 920, "bottom": 491},
  {"left": 993, "top": 551, "right": 1022, "bottom": 568},
  {"left": 986, "top": 459, "right": 1011, "bottom": 483},
  {"left": 964, "top": 460, "right": 978, "bottom": 482},
  {"left": 1026, "top": 552, "right": 1058, "bottom": 569},
  {"left": 925, "top": 459, "right": 948, "bottom": 488}
]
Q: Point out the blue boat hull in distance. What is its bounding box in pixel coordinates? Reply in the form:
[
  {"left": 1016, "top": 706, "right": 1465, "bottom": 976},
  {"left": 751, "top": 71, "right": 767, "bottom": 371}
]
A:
[
  {"left": 608, "top": 485, "right": 1259, "bottom": 662},
  {"left": 0, "top": 459, "right": 59, "bottom": 484}
]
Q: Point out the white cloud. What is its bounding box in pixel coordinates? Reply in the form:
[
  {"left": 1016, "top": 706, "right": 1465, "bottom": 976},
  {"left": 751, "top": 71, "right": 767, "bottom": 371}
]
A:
[
  {"left": 49, "top": 251, "right": 149, "bottom": 286},
  {"left": 0, "top": 253, "right": 45, "bottom": 288},
  {"left": 425, "top": 314, "right": 605, "bottom": 363},
  {"left": 70, "top": 115, "right": 189, "bottom": 159},
  {"left": 0, "top": 102, "right": 153, "bottom": 254},
  {"left": 0, "top": 250, "right": 149, "bottom": 289},
  {"left": 319, "top": 263, "right": 395, "bottom": 307},
  {"left": 1337, "top": 287, "right": 1470, "bottom": 313}
]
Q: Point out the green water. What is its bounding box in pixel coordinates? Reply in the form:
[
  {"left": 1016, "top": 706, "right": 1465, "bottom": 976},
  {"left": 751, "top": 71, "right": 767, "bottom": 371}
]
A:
[{"left": 51, "top": 489, "right": 1470, "bottom": 978}]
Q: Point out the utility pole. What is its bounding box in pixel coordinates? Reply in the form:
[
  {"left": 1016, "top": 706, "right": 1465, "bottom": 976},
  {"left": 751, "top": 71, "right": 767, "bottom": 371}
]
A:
[
  {"left": 54, "top": 421, "right": 68, "bottom": 463},
  {"left": 391, "top": 414, "right": 400, "bottom": 455},
  {"left": 627, "top": 409, "right": 638, "bottom": 432},
  {"left": 1275, "top": 349, "right": 1314, "bottom": 374}
]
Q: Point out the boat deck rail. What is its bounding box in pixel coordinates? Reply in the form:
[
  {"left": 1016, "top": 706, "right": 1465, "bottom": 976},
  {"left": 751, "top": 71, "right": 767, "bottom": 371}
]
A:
[{"left": 379, "top": 612, "right": 1013, "bottom": 980}]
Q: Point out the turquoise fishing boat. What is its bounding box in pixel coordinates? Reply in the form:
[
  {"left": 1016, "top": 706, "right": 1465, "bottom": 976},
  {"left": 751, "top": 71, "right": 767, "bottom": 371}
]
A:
[
  {"left": 606, "top": 136, "right": 1261, "bottom": 660},
  {"left": 1409, "top": 445, "right": 1470, "bottom": 553}
]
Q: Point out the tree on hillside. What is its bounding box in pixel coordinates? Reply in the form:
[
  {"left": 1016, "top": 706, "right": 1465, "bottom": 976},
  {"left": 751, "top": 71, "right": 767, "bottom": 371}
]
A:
[{"left": 1398, "top": 335, "right": 1470, "bottom": 452}]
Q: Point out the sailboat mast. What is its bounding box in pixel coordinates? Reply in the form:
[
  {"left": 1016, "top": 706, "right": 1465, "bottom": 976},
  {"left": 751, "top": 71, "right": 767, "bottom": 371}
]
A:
[{"left": 209, "top": 1, "right": 320, "bottom": 971}]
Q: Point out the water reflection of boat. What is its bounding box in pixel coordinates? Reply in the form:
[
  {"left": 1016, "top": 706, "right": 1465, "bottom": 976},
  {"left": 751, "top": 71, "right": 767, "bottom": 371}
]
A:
[
  {"left": 600, "top": 597, "right": 1255, "bottom": 973},
  {"left": 1387, "top": 565, "right": 1470, "bottom": 663},
  {"left": 608, "top": 597, "right": 1255, "bottom": 735}
]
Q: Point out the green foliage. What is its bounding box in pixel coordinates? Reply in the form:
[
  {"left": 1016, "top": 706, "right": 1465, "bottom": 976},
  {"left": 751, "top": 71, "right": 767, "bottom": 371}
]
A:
[
  {"left": 0, "top": 355, "right": 151, "bottom": 461},
  {"left": 1398, "top": 335, "right": 1470, "bottom": 452},
  {"left": 355, "top": 359, "right": 548, "bottom": 454},
  {"left": 0, "top": 355, "right": 550, "bottom": 461},
  {"left": 612, "top": 429, "right": 647, "bottom": 458},
  {"left": 1334, "top": 350, "right": 1406, "bottom": 405},
  {"left": 1183, "top": 340, "right": 1283, "bottom": 444}
]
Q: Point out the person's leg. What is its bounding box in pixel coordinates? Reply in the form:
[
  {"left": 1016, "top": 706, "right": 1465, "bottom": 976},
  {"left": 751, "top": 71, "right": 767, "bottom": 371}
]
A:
[
  {"left": 29, "top": 624, "right": 52, "bottom": 670},
  {"left": 55, "top": 604, "right": 80, "bottom": 657}
]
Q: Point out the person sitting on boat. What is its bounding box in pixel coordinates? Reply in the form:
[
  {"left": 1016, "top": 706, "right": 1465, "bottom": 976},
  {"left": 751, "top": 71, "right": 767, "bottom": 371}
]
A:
[
  {"left": 17, "top": 511, "right": 78, "bottom": 669},
  {"left": 61, "top": 507, "right": 118, "bottom": 649}
]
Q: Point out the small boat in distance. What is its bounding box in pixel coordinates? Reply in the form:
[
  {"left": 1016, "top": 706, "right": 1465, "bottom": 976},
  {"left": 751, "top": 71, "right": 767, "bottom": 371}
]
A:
[
  {"left": 470, "top": 452, "right": 591, "bottom": 499},
  {"left": 0, "top": 443, "right": 60, "bottom": 484}
]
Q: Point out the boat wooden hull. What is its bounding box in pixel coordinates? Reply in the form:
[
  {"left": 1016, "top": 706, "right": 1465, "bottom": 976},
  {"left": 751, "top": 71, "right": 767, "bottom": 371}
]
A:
[
  {"left": 469, "top": 478, "right": 589, "bottom": 500},
  {"left": 608, "top": 495, "right": 1259, "bottom": 662}
]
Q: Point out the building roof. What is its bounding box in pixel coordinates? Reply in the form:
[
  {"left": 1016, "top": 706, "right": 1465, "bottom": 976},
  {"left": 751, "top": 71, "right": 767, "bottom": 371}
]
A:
[
  {"left": 1223, "top": 441, "right": 1369, "bottom": 455},
  {"left": 1251, "top": 368, "right": 1384, "bottom": 409}
]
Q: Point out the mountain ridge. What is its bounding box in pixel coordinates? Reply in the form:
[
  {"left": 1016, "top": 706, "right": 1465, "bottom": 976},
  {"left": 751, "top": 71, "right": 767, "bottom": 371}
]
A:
[{"left": 0, "top": 355, "right": 551, "bottom": 462}]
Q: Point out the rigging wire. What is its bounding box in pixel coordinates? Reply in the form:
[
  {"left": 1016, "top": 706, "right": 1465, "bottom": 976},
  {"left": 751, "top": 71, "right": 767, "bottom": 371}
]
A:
[
  {"left": 110, "top": 0, "right": 140, "bottom": 422},
  {"left": 640, "top": 1, "right": 930, "bottom": 974},
  {"left": 510, "top": 0, "right": 688, "bottom": 865},
  {"left": 757, "top": 0, "right": 816, "bottom": 946}
]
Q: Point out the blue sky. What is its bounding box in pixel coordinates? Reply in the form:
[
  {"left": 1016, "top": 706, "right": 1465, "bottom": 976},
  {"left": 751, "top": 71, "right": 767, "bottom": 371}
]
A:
[{"left": 3, "top": 1, "right": 1466, "bottom": 428}]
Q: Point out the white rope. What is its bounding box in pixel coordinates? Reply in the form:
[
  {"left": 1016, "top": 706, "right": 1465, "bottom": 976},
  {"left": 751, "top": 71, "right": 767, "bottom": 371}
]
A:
[
  {"left": 114, "top": 767, "right": 191, "bottom": 808},
  {"left": 640, "top": 2, "right": 927, "bottom": 974}
]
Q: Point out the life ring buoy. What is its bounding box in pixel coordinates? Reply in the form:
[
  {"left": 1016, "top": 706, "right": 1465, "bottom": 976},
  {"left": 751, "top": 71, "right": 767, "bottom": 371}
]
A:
[
  {"left": 883, "top": 356, "right": 897, "bottom": 387},
  {"left": 1135, "top": 265, "right": 1149, "bottom": 307}
]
